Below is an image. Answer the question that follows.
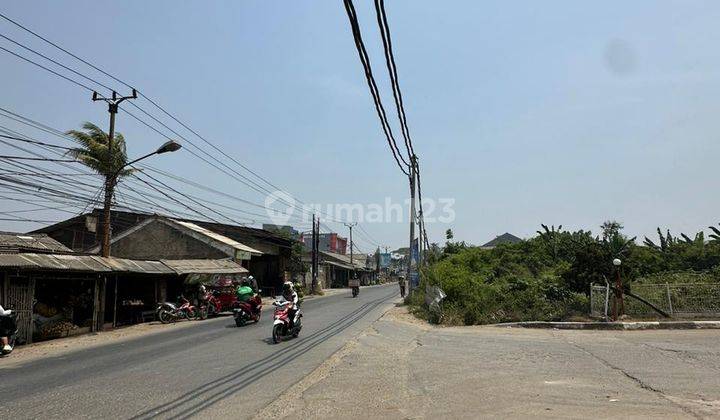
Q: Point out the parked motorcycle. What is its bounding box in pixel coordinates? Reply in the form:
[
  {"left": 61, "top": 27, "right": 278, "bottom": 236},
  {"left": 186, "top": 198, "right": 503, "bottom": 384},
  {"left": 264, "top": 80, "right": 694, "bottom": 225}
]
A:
[
  {"left": 233, "top": 294, "right": 262, "bottom": 327},
  {"left": 271, "top": 298, "right": 302, "bottom": 343},
  {"left": 156, "top": 296, "right": 197, "bottom": 324},
  {"left": 200, "top": 290, "right": 223, "bottom": 318},
  {"left": 0, "top": 311, "right": 18, "bottom": 356}
]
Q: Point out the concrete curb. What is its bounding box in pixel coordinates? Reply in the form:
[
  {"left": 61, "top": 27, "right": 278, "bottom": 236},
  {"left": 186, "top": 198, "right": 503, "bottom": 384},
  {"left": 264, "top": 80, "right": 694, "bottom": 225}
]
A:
[{"left": 493, "top": 320, "right": 720, "bottom": 330}]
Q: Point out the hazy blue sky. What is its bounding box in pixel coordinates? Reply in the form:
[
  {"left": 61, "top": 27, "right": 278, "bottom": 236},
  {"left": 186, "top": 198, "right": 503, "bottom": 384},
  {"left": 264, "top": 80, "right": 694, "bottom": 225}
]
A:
[{"left": 1, "top": 1, "right": 719, "bottom": 250}]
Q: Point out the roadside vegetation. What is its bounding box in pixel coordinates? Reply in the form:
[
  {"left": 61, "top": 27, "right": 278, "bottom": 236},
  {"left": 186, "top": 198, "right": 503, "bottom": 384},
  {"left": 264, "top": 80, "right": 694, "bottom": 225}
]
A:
[{"left": 410, "top": 222, "right": 720, "bottom": 325}]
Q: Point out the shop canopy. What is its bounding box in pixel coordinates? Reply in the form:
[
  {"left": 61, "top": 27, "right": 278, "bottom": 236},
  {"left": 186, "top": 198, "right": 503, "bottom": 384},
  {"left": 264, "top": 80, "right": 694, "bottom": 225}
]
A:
[
  {"left": 160, "top": 259, "right": 248, "bottom": 275},
  {"left": 0, "top": 253, "right": 246, "bottom": 276}
]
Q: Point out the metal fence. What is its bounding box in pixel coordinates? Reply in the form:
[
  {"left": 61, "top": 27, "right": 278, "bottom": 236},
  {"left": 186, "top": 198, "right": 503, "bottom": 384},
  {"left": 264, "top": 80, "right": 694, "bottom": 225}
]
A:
[{"left": 590, "top": 282, "right": 720, "bottom": 318}]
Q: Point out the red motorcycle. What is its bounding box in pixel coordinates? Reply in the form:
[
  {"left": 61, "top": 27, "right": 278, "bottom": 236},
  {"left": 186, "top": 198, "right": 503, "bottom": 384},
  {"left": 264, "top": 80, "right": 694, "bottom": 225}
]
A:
[
  {"left": 271, "top": 299, "right": 302, "bottom": 343},
  {"left": 200, "top": 290, "right": 223, "bottom": 318},
  {"left": 156, "top": 296, "right": 197, "bottom": 323},
  {"left": 233, "top": 294, "right": 262, "bottom": 327}
]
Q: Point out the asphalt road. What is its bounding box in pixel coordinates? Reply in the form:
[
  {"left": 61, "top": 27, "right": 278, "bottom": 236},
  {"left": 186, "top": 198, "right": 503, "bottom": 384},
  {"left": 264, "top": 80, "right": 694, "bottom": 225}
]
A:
[
  {"left": 0, "top": 284, "right": 399, "bottom": 419},
  {"left": 268, "top": 307, "right": 720, "bottom": 419}
]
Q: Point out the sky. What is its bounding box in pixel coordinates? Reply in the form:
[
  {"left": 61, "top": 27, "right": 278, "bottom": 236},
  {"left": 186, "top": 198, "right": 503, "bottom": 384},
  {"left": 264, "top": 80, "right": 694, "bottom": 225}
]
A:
[{"left": 1, "top": 0, "right": 720, "bottom": 250}]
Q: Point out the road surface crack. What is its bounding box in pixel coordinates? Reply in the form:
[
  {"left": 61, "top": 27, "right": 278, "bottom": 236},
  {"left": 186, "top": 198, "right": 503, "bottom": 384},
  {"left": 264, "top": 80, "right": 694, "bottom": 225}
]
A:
[{"left": 560, "top": 336, "right": 704, "bottom": 419}]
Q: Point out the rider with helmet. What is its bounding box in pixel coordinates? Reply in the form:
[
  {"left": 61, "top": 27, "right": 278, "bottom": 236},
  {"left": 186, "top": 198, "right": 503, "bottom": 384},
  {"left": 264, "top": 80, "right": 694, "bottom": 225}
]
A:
[
  {"left": 236, "top": 277, "right": 256, "bottom": 302},
  {"left": 282, "top": 281, "right": 299, "bottom": 328}
]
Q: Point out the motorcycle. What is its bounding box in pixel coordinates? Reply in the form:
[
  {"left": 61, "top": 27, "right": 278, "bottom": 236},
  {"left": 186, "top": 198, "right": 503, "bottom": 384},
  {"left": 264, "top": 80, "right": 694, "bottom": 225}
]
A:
[
  {"left": 271, "top": 298, "right": 302, "bottom": 343},
  {"left": 349, "top": 278, "right": 360, "bottom": 298},
  {"left": 156, "top": 296, "right": 198, "bottom": 324},
  {"left": 200, "top": 290, "right": 223, "bottom": 318},
  {"left": 0, "top": 311, "right": 18, "bottom": 356},
  {"left": 233, "top": 293, "right": 262, "bottom": 327}
]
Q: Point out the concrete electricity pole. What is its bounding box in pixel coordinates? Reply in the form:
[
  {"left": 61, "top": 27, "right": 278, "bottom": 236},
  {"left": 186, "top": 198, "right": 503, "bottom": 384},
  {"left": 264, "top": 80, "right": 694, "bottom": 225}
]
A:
[
  {"left": 344, "top": 222, "right": 357, "bottom": 270},
  {"left": 311, "top": 214, "right": 319, "bottom": 294},
  {"left": 92, "top": 89, "right": 137, "bottom": 258},
  {"left": 406, "top": 156, "right": 417, "bottom": 289}
]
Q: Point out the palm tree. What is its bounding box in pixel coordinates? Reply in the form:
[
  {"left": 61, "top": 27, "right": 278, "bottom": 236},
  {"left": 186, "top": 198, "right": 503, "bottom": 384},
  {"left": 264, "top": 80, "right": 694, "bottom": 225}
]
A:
[
  {"left": 65, "top": 121, "right": 131, "bottom": 178},
  {"left": 66, "top": 121, "right": 133, "bottom": 257}
]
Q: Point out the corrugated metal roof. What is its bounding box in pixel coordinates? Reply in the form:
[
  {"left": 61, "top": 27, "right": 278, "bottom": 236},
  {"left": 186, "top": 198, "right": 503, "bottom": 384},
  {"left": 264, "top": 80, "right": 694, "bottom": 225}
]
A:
[
  {"left": 160, "top": 259, "right": 248, "bottom": 274},
  {"left": 173, "top": 221, "right": 263, "bottom": 256},
  {"left": 0, "top": 232, "right": 73, "bottom": 253},
  {"left": 104, "top": 258, "right": 174, "bottom": 274},
  {"left": 0, "top": 254, "right": 242, "bottom": 275},
  {"left": 0, "top": 253, "right": 111, "bottom": 272},
  {"left": 319, "top": 251, "right": 371, "bottom": 270},
  {"left": 323, "top": 260, "right": 355, "bottom": 270}
]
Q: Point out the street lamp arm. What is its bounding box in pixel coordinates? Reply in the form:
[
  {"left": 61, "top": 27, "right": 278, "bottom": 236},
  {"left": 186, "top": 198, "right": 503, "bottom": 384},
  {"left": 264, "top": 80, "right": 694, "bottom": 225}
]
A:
[{"left": 110, "top": 140, "right": 182, "bottom": 180}]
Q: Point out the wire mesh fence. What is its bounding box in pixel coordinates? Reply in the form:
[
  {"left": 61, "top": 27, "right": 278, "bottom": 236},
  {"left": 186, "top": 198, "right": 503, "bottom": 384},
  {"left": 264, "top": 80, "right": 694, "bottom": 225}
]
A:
[{"left": 590, "top": 282, "right": 720, "bottom": 318}]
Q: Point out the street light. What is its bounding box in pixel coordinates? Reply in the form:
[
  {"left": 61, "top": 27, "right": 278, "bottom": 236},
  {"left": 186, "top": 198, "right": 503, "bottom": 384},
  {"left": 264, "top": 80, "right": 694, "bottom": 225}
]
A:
[
  {"left": 612, "top": 258, "right": 623, "bottom": 321},
  {"left": 155, "top": 140, "right": 182, "bottom": 154},
  {"left": 100, "top": 140, "right": 182, "bottom": 257},
  {"left": 120, "top": 140, "right": 183, "bottom": 173}
]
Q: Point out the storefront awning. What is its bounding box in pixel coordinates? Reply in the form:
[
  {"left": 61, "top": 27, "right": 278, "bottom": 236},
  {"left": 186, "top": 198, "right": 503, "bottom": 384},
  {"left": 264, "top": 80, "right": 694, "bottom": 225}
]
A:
[
  {"left": 160, "top": 259, "right": 248, "bottom": 274},
  {"left": 322, "top": 260, "right": 355, "bottom": 270},
  {"left": 104, "top": 258, "right": 174, "bottom": 274},
  {"left": 0, "top": 253, "right": 247, "bottom": 275},
  {"left": 0, "top": 253, "right": 112, "bottom": 272}
]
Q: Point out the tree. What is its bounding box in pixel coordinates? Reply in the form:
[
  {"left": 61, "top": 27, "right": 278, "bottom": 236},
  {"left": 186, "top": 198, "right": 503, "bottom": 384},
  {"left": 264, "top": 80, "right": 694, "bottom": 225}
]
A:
[
  {"left": 66, "top": 122, "right": 132, "bottom": 178},
  {"left": 536, "top": 224, "right": 562, "bottom": 261},
  {"left": 710, "top": 224, "right": 720, "bottom": 242},
  {"left": 66, "top": 122, "right": 133, "bottom": 257},
  {"left": 600, "top": 220, "right": 623, "bottom": 242}
]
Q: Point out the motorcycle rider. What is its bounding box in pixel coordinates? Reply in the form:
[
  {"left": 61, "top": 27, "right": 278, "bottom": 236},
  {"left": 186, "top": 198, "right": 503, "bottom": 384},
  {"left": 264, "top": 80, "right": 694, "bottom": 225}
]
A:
[
  {"left": 236, "top": 279, "right": 255, "bottom": 303},
  {"left": 247, "top": 275, "right": 258, "bottom": 293},
  {"left": 236, "top": 278, "right": 260, "bottom": 315},
  {"left": 0, "top": 303, "right": 12, "bottom": 352},
  {"left": 282, "top": 281, "right": 299, "bottom": 329}
]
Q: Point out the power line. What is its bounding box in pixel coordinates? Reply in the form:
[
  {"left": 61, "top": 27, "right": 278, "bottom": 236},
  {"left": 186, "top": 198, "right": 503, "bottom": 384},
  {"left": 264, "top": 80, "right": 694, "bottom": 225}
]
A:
[
  {"left": 0, "top": 32, "right": 115, "bottom": 95},
  {"left": 0, "top": 24, "right": 377, "bottom": 237},
  {"left": 0, "top": 31, "right": 380, "bottom": 239},
  {"left": 373, "top": 0, "right": 416, "bottom": 158},
  {"left": 0, "top": 45, "right": 95, "bottom": 92},
  {"left": 0, "top": 14, "right": 338, "bottom": 223},
  {"left": 342, "top": 0, "right": 410, "bottom": 175},
  {"left": 0, "top": 155, "right": 76, "bottom": 162},
  {"left": 0, "top": 133, "right": 72, "bottom": 150}
]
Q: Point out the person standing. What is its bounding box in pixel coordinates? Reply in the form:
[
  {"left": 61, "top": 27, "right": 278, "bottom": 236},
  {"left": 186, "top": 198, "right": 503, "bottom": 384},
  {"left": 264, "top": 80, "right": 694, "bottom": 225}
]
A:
[{"left": 398, "top": 275, "right": 406, "bottom": 298}]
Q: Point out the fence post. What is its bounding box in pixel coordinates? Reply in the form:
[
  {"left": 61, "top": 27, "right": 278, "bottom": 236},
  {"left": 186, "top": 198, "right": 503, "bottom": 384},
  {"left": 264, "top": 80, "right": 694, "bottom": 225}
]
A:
[
  {"left": 604, "top": 283, "right": 610, "bottom": 319},
  {"left": 665, "top": 283, "right": 673, "bottom": 317}
]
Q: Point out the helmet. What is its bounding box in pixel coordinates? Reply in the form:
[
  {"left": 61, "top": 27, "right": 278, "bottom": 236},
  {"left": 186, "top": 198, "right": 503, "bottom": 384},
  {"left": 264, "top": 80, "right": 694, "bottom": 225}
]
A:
[
  {"left": 282, "top": 281, "right": 294, "bottom": 294},
  {"left": 248, "top": 276, "right": 254, "bottom": 280}
]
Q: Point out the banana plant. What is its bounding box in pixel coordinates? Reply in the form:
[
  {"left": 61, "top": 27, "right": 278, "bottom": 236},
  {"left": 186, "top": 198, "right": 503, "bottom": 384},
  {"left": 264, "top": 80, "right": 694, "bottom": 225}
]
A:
[
  {"left": 710, "top": 224, "right": 720, "bottom": 242},
  {"left": 536, "top": 224, "right": 562, "bottom": 261}
]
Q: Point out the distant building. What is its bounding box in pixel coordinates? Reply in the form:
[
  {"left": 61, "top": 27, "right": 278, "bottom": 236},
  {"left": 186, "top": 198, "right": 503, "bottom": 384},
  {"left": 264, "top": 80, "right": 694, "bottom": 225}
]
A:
[
  {"left": 300, "top": 232, "right": 347, "bottom": 255},
  {"left": 481, "top": 233, "right": 523, "bottom": 248}
]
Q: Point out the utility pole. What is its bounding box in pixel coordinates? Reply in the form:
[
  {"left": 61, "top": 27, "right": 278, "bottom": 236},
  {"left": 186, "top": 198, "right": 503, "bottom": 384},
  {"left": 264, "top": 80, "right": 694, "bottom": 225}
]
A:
[
  {"left": 406, "top": 155, "right": 417, "bottom": 289},
  {"left": 311, "top": 214, "right": 319, "bottom": 294},
  {"left": 418, "top": 213, "right": 424, "bottom": 267},
  {"left": 344, "top": 222, "right": 357, "bottom": 274},
  {"left": 92, "top": 89, "right": 137, "bottom": 257}
]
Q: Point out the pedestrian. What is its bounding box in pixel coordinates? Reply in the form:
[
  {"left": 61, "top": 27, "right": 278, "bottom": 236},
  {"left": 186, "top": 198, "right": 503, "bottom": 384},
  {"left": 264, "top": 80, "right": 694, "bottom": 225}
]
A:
[{"left": 398, "top": 275, "right": 406, "bottom": 298}]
